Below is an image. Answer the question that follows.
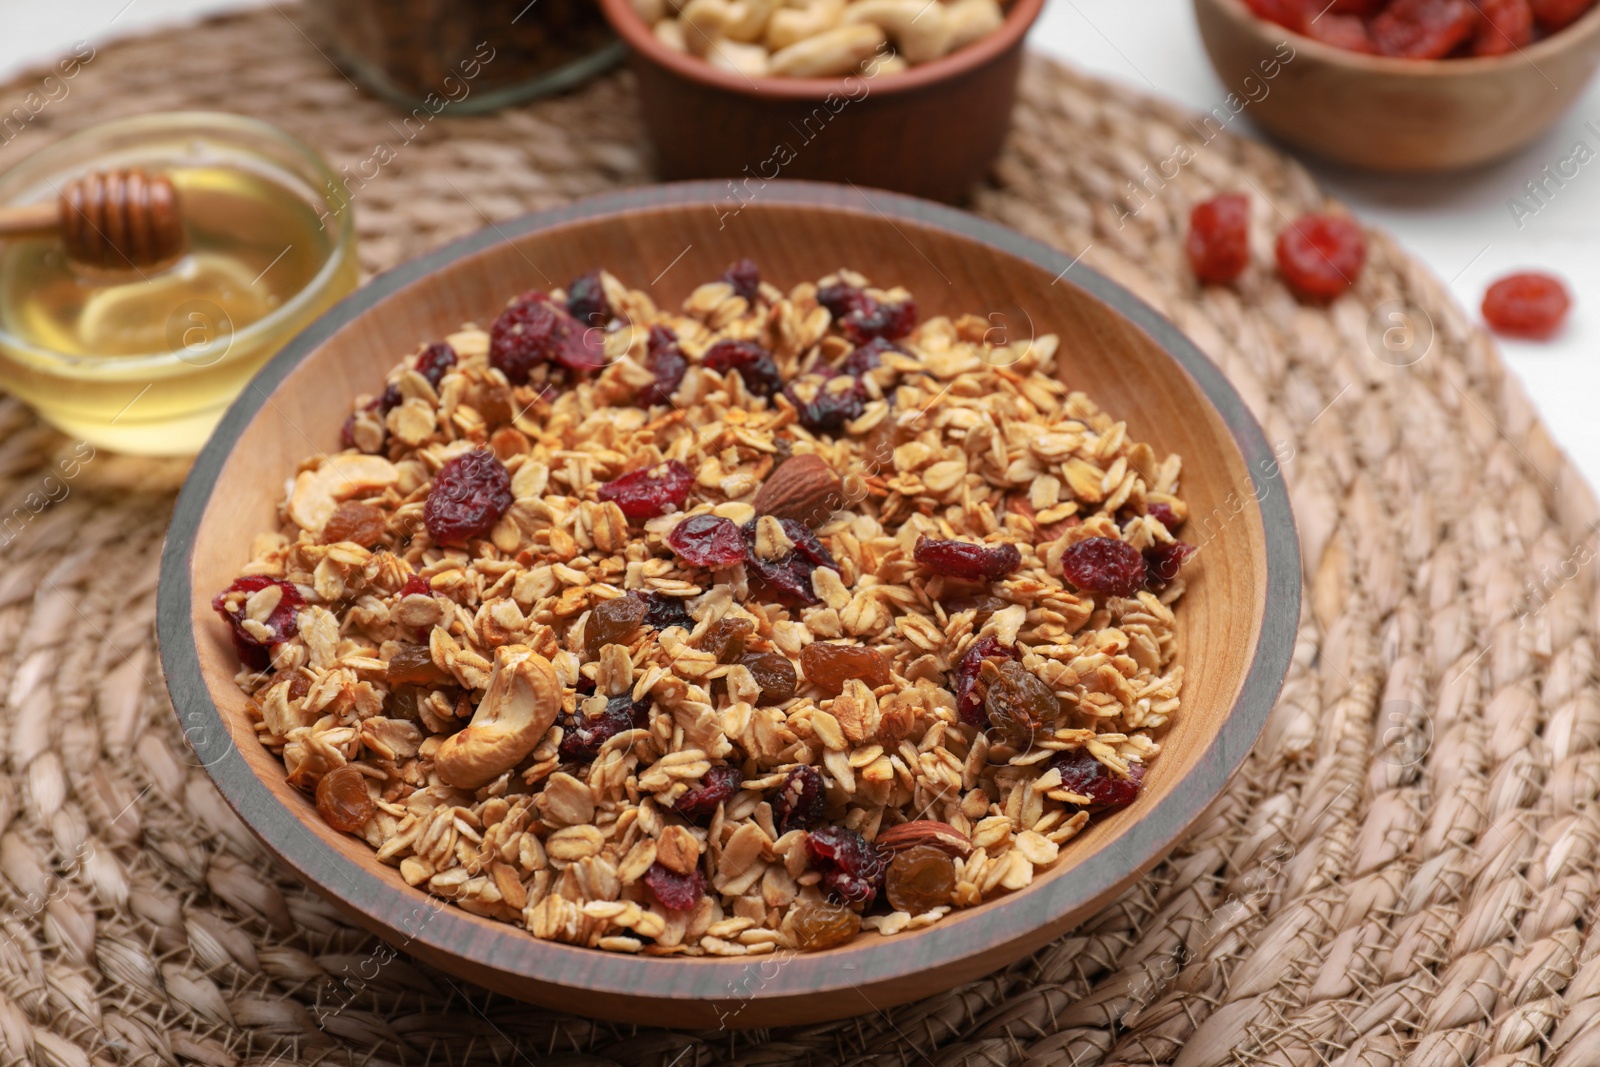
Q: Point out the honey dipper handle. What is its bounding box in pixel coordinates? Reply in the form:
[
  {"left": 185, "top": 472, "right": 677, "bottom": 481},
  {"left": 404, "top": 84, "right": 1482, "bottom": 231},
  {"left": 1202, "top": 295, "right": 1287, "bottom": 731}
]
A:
[{"left": 0, "top": 201, "right": 61, "bottom": 240}]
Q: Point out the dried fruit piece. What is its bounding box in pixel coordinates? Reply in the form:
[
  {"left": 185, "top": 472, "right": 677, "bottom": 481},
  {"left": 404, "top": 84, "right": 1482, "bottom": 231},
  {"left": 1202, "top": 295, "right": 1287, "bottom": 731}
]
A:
[
  {"left": 400, "top": 574, "right": 431, "bottom": 598},
  {"left": 703, "top": 616, "right": 756, "bottom": 662},
  {"left": 639, "top": 324, "right": 688, "bottom": 408},
  {"left": 790, "top": 899, "right": 861, "bottom": 949},
  {"left": 667, "top": 514, "right": 747, "bottom": 567},
  {"left": 806, "top": 826, "right": 886, "bottom": 905},
  {"left": 212, "top": 576, "right": 304, "bottom": 671},
  {"left": 674, "top": 764, "right": 743, "bottom": 821},
  {"left": 1061, "top": 536, "right": 1149, "bottom": 597},
  {"left": 598, "top": 460, "right": 694, "bottom": 521},
  {"left": 752, "top": 454, "right": 843, "bottom": 526},
  {"left": 913, "top": 536, "right": 1023, "bottom": 582},
  {"left": 386, "top": 644, "right": 451, "bottom": 687},
  {"left": 643, "top": 861, "right": 706, "bottom": 910},
  {"left": 983, "top": 659, "right": 1059, "bottom": 740},
  {"left": 885, "top": 845, "right": 956, "bottom": 913},
  {"left": 1147, "top": 502, "right": 1182, "bottom": 531},
  {"left": 1482, "top": 271, "right": 1571, "bottom": 339},
  {"left": 1370, "top": 0, "right": 1478, "bottom": 58},
  {"left": 786, "top": 373, "right": 866, "bottom": 435},
  {"left": 702, "top": 339, "right": 783, "bottom": 398},
  {"left": 559, "top": 694, "right": 637, "bottom": 761},
  {"left": 1186, "top": 194, "right": 1251, "bottom": 284},
  {"left": 1145, "top": 541, "right": 1196, "bottom": 584},
  {"left": 723, "top": 258, "right": 761, "bottom": 302},
  {"left": 1241, "top": 0, "right": 1307, "bottom": 29},
  {"left": 818, "top": 282, "right": 917, "bottom": 344},
  {"left": 565, "top": 270, "right": 611, "bottom": 326},
  {"left": 1051, "top": 750, "right": 1146, "bottom": 809},
  {"left": 1275, "top": 214, "right": 1366, "bottom": 302},
  {"left": 953, "top": 635, "right": 1016, "bottom": 728},
  {"left": 1530, "top": 0, "right": 1593, "bottom": 30},
  {"left": 740, "top": 652, "right": 798, "bottom": 705},
  {"left": 315, "top": 765, "right": 374, "bottom": 833},
  {"left": 424, "top": 450, "right": 513, "bottom": 547},
  {"left": 489, "top": 292, "right": 604, "bottom": 383},
  {"left": 1473, "top": 0, "right": 1534, "bottom": 53},
  {"left": 414, "top": 342, "right": 457, "bottom": 388},
  {"left": 773, "top": 765, "right": 825, "bottom": 835},
  {"left": 741, "top": 517, "right": 840, "bottom": 604},
  {"left": 1304, "top": 12, "right": 1376, "bottom": 51},
  {"left": 841, "top": 337, "right": 899, "bottom": 376},
  {"left": 633, "top": 590, "right": 693, "bottom": 632},
  {"left": 801, "top": 643, "right": 892, "bottom": 695},
  {"left": 585, "top": 595, "right": 648, "bottom": 656},
  {"left": 321, "top": 500, "right": 387, "bottom": 547}
]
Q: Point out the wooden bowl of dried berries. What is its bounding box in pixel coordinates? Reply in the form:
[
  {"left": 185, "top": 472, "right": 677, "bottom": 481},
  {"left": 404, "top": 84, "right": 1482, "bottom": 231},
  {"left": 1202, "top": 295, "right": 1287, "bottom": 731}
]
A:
[
  {"left": 159, "top": 181, "right": 1299, "bottom": 1028},
  {"left": 1195, "top": 0, "right": 1600, "bottom": 171}
]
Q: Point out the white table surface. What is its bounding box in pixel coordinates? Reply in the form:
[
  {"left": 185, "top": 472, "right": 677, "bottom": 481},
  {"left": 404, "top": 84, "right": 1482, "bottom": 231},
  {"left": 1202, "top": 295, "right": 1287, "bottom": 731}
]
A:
[{"left": 4, "top": 0, "right": 1597, "bottom": 488}]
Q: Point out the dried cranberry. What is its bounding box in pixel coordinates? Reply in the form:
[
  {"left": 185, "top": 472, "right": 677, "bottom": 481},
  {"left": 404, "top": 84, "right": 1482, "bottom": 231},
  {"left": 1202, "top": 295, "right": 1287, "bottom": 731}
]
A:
[
  {"left": 1051, "top": 750, "right": 1145, "bottom": 810},
  {"left": 565, "top": 270, "right": 610, "bottom": 326},
  {"left": 1275, "top": 214, "right": 1366, "bottom": 303},
  {"left": 559, "top": 694, "right": 636, "bottom": 761},
  {"left": 913, "top": 536, "right": 1022, "bottom": 582},
  {"left": 1145, "top": 541, "right": 1196, "bottom": 584},
  {"left": 597, "top": 460, "right": 694, "bottom": 521},
  {"left": 773, "top": 765, "right": 825, "bottom": 835},
  {"left": 423, "top": 450, "right": 513, "bottom": 547},
  {"left": 414, "top": 342, "right": 457, "bottom": 388},
  {"left": 740, "top": 517, "right": 840, "bottom": 605},
  {"left": 631, "top": 590, "right": 693, "bottom": 632},
  {"left": 1482, "top": 271, "right": 1571, "bottom": 339},
  {"left": 401, "top": 574, "right": 431, "bottom": 597},
  {"left": 723, "top": 258, "right": 761, "bottom": 303},
  {"left": 1061, "top": 537, "right": 1147, "bottom": 597},
  {"left": 1186, "top": 194, "right": 1251, "bottom": 285},
  {"left": 817, "top": 282, "right": 872, "bottom": 320},
  {"left": 639, "top": 324, "right": 688, "bottom": 408},
  {"left": 840, "top": 337, "right": 899, "bottom": 377},
  {"left": 806, "top": 826, "right": 887, "bottom": 906},
  {"left": 376, "top": 383, "right": 403, "bottom": 415},
  {"left": 1241, "top": 0, "right": 1306, "bottom": 29},
  {"left": 1371, "top": 0, "right": 1478, "bottom": 58},
  {"left": 1304, "top": 12, "right": 1376, "bottom": 51},
  {"left": 674, "top": 764, "right": 743, "bottom": 821},
  {"left": 643, "top": 861, "right": 705, "bottom": 911},
  {"left": 1147, "top": 502, "right": 1181, "bottom": 531},
  {"left": 786, "top": 375, "right": 865, "bottom": 434},
  {"left": 489, "top": 292, "right": 604, "bottom": 383},
  {"left": 212, "top": 576, "right": 304, "bottom": 671},
  {"left": 667, "top": 514, "right": 747, "bottom": 567},
  {"left": 1532, "top": 0, "right": 1595, "bottom": 30},
  {"left": 953, "top": 636, "right": 1017, "bottom": 728},
  {"left": 1473, "top": 0, "right": 1534, "bottom": 53},
  {"left": 702, "top": 339, "right": 782, "bottom": 398}
]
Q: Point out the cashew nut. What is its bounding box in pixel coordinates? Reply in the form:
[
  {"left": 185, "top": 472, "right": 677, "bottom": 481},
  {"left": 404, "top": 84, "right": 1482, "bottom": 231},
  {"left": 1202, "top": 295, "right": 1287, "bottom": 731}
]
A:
[
  {"left": 944, "top": 0, "right": 1004, "bottom": 52},
  {"left": 287, "top": 454, "right": 399, "bottom": 532},
  {"left": 434, "top": 645, "right": 561, "bottom": 790},
  {"left": 655, "top": 18, "right": 690, "bottom": 52},
  {"left": 708, "top": 36, "right": 772, "bottom": 76},
  {"left": 864, "top": 52, "right": 908, "bottom": 77},
  {"left": 768, "top": 22, "right": 886, "bottom": 77},
  {"left": 842, "top": 0, "right": 951, "bottom": 65},
  {"left": 721, "top": 0, "right": 782, "bottom": 41},
  {"left": 679, "top": 0, "right": 734, "bottom": 55},
  {"left": 766, "top": 0, "right": 844, "bottom": 51}
]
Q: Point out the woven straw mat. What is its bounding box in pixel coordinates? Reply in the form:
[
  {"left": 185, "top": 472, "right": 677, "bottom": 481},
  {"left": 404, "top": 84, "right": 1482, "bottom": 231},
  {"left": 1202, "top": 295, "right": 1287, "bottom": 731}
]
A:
[{"left": 1, "top": 6, "right": 1597, "bottom": 1067}]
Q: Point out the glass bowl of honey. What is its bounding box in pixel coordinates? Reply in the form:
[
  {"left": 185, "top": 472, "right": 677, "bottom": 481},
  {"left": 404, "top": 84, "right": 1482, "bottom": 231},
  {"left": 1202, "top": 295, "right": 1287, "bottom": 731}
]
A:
[{"left": 0, "top": 112, "right": 359, "bottom": 455}]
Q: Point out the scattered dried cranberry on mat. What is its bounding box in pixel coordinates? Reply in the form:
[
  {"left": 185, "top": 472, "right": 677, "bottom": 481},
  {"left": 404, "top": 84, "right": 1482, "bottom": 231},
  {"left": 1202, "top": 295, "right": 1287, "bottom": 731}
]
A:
[
  {"left": 913, "top": 536, "right": 1023, "bottom": 582},
  {"left": 675, "top": 765, "right": 744, "bottom": 821},
  {"left": 1051, "top": 750, "right": 1145, "bottom": 810},
  {"left": 806, "top": 826, "right": 886, "bottom": 906},
  {"left": 667, "top": 514, "right": 747, "bottom": 567},
  {"left": 1482, "top": 271, "right": 1571, "bottom": 339},
  {"left": 1186, "top": 194, "right": 1252, "bottom": 284},
  {"left": 1275, "top": 214, "right": 1366, "bottom": 303},
  {"left": 1061, "top": 537, "right": 1148, "bottom": 597},
  {"left": 423, "top": 450, "right": 513, "bottom": 546},
  {"left": 489, "top": 292, "right": 604, "bottom": 382},
  {"left": 597, "top": 460, "right": 694, "bottom": 521},
  {"left": 212, "top": 576, "right": 304, "bottom": 671},
  {"left": 643, "top": 861, "right": 706, "bottom": 910}
]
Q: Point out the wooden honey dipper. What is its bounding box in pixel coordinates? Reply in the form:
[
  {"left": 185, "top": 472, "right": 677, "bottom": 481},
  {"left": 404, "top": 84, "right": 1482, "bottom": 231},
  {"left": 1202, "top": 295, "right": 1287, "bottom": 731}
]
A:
[{"left": 0, "top": 167, "right": 183, "bottom": 269}]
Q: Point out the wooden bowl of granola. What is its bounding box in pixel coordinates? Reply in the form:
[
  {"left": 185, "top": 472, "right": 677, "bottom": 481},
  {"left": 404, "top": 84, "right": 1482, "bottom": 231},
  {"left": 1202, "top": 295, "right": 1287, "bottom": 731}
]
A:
[{"left": 158, "top": 181, "right": 1299, "bottom": 1028}]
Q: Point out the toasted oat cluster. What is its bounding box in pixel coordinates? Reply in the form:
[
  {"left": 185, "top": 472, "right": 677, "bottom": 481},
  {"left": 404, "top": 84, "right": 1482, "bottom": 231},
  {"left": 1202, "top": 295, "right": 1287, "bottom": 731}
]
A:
[{"left": 212, "top": 261, "right": 1193, "bottom": 955}]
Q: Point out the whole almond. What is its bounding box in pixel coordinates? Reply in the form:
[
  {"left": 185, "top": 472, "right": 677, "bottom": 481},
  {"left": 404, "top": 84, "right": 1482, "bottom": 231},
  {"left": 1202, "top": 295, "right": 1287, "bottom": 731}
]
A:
[
  {"left": 752, "top": 453, "right": 843, "bottom": 527},
  {"left": 874, "top": 820, "right": 972, "bottom": 857}
]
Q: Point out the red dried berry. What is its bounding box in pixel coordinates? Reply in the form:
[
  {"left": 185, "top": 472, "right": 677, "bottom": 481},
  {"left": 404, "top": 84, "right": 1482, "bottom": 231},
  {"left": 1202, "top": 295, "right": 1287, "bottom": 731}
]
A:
[
  {"left": 212, "top": 576, "right": 304, "bottom": 671},
  {"left": 806, "top": 826, "right": 887, "bottom": 906},
  {"left": 817, "top": 282, "right": 872, "bottom": 320},
  {"left": 674, "top": 764, "right": 744, "bottom": 821},
  {"left": 1328, "top": 0, "right": 1383, "bottom": 13},
  {"left": 1531, "top": 0, "right": 1596, "bottom": 31},
  {"left": 565, "top": 270, "right": 611, "bottom": 326},
  {"left": 632, "top": 590, "right": 694, "bottom": 631},
  {"left": 1145, "top": 541, "right": 1196, "bottom": 584},
  {"left": 1061, "top": 537, "right": 1148, "bottom": 597},
  {"left": 1482, "top": 271, "right": 1571, "bottom": 339},
  {"left": 1370, "top": 0, "right": 1479, "bottom": 58},
  {"left": 489, "top": 292, "right": 604, "bottom": 383},
  {"left": 842, "top": 300, "right": 916, "bottom": 345},
  {"left": 913, "top": 536, "right": 1023, "bottom": 582},
  {"left": 414, "top": 342, "right": 457, "bottom": 388},
  {"left": 1473, "top": 0, "right": 1535, "bottom": 54},
  {"left": 1242, "top": 0, "right": 1307, "bottom": 29},
  {"left": 1304, "top": 12, "right": 1376, "bottom": 51},
  {"left": 703, "top": 339, "right": 783, "bottom": 398},
  {"left": 667, "top": 514, "right": 747, "bottom": 568},
  {"left": 639, "top": 324, "right": 688, "bottom": 408},
  {"left": 643, "top": 861, "right": 706, "bottom": 911},
  {"left": 723, "top": 258, "right": 761, "bottom": 303},
  {"left": 400, "top": 574, "right": 431, "bottom": 598},
  {"left": 559, "top": 694, "right": 638, "bottom": 761},
  {"left": 741, "top": 517, "right": 840, "bottom": 605},
  {"left": 597, "top": 460, "right": 694, "bottom": 521},
  {"left": 1275, "top": 214, "right": 1366, "bottom": 303},
  {"left": 773, "top": 765, "right": 825, "bottom": 835},
  {"left": 840, "top": 337, "right": 899, "bottom": 376},
  {"left": 953, "top": 635, "right": 1017, "bottom": 728},
  {"left": 786, "top": 373, "right": 866, "bottom": 434},
  {"left": 1051, "top": 750, "right": 1146, "bottom": 810},
  {"left": 1186, "top": 194, "right": 1252, "bottom": 285},
  {"left": 424, "top": 450, "right": 513, "bottom": 547},
  {"left": 1147, "top": 502, "right": 1181, "bottom": 531}
]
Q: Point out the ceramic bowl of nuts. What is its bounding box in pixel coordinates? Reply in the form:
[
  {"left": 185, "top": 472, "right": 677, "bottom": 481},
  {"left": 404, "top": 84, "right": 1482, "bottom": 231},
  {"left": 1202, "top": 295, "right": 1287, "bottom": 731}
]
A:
[
  {"left": 159, "top": 181, "right": 1299, "bottom": 1027},
  {"left": 596, "top": 0, "right": 1044, "bottom": 202}
]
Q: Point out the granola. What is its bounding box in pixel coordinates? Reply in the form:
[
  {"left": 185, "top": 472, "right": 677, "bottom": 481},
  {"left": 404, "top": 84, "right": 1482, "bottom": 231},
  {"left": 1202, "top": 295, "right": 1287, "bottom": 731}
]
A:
[{"left": 211, "top": 260, "right": 1193, "bottom": 954}]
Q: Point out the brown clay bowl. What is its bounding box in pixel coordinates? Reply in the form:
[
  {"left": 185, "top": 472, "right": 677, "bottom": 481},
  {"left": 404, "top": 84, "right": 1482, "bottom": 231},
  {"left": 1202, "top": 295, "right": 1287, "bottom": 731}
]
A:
[
  {"left": 158, "top": 181, "right": 1299, "bottom": 1029},
  {"left": 596, "top": 0, "right": 1044, "bottom": 202},
  {"left": 1194, "top": 0, "right": 1600, "bottom": 171}
]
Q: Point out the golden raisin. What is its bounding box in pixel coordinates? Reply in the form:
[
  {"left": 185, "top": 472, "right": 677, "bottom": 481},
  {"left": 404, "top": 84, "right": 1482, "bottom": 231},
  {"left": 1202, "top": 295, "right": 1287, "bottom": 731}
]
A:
[
  {"left": 741, "top": 652, "right": 798, "bottom": 705},
  {"left": 386, "top": 644, "right": 451, "bottom": 687},
  {"left": 703, "top": 616, "right": 755, "bottom": 663},
  {"left": 790, "top": 899, "right": 861, "bottom": 949},
  {"left": 885, "top": 845, "right": 956, "bottom": 914},
  {"left": 983, "top": 659, "right": 1059, "bottom": 741},
  {"left": 321, "top": 500, "right": 388, "bottom": 546},
  {"left": 315, "top": 765, "right": 374, "bottom": 833},
  {"left": 586, "top": 595, "right": 647, "bottom": 656},
  {"left": 800, "top": 643, "right": 892, "bottom": 695}
]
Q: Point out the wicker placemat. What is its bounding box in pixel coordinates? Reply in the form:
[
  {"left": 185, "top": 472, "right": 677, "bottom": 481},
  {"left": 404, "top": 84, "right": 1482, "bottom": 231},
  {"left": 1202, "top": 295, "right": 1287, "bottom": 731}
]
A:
[{"left": 3, "top": 6, "right": 1597, "bottom": 1065}]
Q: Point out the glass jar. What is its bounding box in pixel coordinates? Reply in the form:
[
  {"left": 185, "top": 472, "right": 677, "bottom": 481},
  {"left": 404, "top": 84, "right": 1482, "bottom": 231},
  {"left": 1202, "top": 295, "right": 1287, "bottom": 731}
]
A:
[
  {"left": 306, "top": 0, "right": 623, "bottom": 113},
  {"left": 0, "top": 113, "right": 359, "bottom": 456}
]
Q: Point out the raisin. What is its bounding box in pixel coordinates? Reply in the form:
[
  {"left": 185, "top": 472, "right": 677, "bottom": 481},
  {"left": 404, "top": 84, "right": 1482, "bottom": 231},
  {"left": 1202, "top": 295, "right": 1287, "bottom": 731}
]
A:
[
  {"left": 885, "top": 845, "right": 956, "bottom": 913},
  {"left": 741, "top": 517, "right": 840, "bottom": 605},
  {"left": 667, "top": 514, "right": 747, "bottom": 567},
  {"left": 1061, "top": 537, "right": 1148, "bottom": 597},
  {"left": 786, "top": 374, "right": 865, "bottom": 435},
  {"left": 1304, "top": 12, "right": 1376, "bottom": 51},
  {"left": 212, "top": 576, "right": 304, "bottom": 671},
  {"left": 401, "top": 574, "right": 431, "bottom": 597},
  {"left": 1051, "top": 750, "right": 1146, "bottom": 810},
  {"left": 1482, "top": 271, "right": 1571, "bottom": 339},
  {"left": 1145, "top": 541, "right": 1197, "bottom": 584},
  {"left": 1371, "top": 0, "right": 1478, "bottom": 58},
  {"left": 913, "top": 536, "right": 1023, "bottom": 582},
  {"left": 942, "top": 593, "right": 1008, "bottom": 627},
  {"left": 723, "top": 258, "right": 761, "bottom": 302},
  {"left": 791, "top": 899, "right": 861, "bottom": 949},
  {"left": 643, "top": 861, "right": 706, "bottom": 911},
  {"left": 841, "top": 337, "right": 899, "bottom": 376},
  {"left": 800, "top": 643, "right": 892, "bottom": 695},
  {"left": 632, "top": 590, "right": 693, "bottom": 632},
  {"left": 565, "top": 270, "right": 610, "bottom": 326},
  {"left": 1532, "top": 0, "right": 1595, "bottom": 30},
  {"left": 489, "top": 292, "right": 603, "bottom": 383},
  {"left": 414, "top": 342, "right": 457, "bottom": 388},
  {"left": 559, "top": 694, "right": 636, "bottom": 761},
  {"left": 773, "top": 765, "right": 825, "bottom": 835},
  {"left": 1473, "top": 0, "right": 1534, "bottom": 53},
  {"left": 984, "top": 659, "right": 1059, "bottom": 740},
  {"left": 741, "top": 652, "right": 798, "bottom": 705},
  {"left": 315, "top": 765, "right": 374, "bottom": 833},
  {"left": 806, "top": 826, "right": 886, "bottom": 905},
  {"left": 639, "top": 324, "right": 688, "bottom": 408},
  {"left": 385, "top": 684, "right": 422, "bottom": 719},
  {"left": 1147, "top": 502, "right": 1181, "bottom": 531},
  {"left": 954, "top": 635, "right": 1018, "bottom": 728},
  {"left": 1275, "top": 214, "right": 1367, "bottom": 302},
  {"left": 1241, "top": 0, "right": 1307, "bottom": 28},
  {"left": 1186, "top": 194, "right": 1251, "bottom": 284},
  {"left": 386, "top": 644, "right": 451, "bottom": 687},
  {"left": 586, "top": 595, "right": 647, "bottom": 656},
  {"left": 674, "top": 764, "right": 743, "bottom": 821},
  {"left": 703, "top": 339, "right": 783, "bottom": 398},
  {"left": 424, "top": 450, "right": 513, "bottom": 547},
  {"left": 598, "top": 460, "right": 694, "bottom": 521},
  {"left": 321, "top": 500, "right": 387, "bottom": 547},
  {"left": 703, "top": 616, "right": 755, "bottom": 662}
]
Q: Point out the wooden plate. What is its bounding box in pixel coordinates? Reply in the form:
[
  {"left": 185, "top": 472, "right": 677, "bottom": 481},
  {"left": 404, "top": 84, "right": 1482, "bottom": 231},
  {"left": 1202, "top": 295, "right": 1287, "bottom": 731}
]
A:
[{"left": 157, "top": 181, "right": 1300, "bottom": 1029}]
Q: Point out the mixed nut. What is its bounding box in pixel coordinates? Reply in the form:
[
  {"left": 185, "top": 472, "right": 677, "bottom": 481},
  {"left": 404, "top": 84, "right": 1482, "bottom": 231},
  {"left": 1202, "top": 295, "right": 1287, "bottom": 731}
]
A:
[{"left": 212, "top": 260, "right": 1192, "bottom": 955}]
